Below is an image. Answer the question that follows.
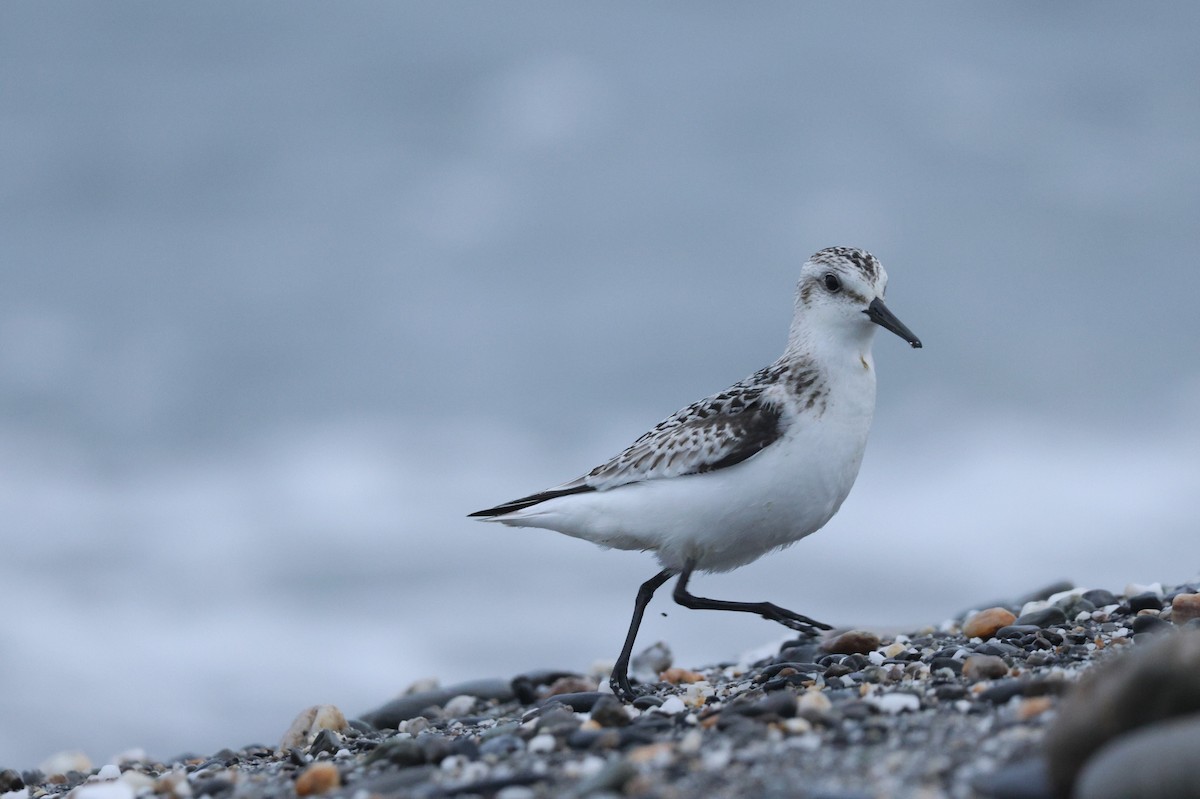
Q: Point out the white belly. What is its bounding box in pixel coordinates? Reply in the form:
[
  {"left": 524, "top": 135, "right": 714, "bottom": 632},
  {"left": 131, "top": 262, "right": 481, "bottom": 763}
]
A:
[{"left": 498, "top": 392, "right": 875, "bottom": 573}]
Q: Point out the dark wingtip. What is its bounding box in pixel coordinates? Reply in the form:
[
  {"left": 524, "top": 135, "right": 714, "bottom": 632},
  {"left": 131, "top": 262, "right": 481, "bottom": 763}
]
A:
[{"left": 468, "top": 483, "right": 597, "bottom": 519}]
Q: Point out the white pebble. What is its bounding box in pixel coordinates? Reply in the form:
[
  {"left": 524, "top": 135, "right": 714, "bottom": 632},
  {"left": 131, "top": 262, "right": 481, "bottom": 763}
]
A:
[
  {"left": 39, "top": 751, "right": 92, "bottom": 778},
  {"left": 678, "top": 728, "right": 704, "bottom": 754},
  {"left": 1125, "top": 582, "right": 1163, "bottom": 597},
  {"left": 1047, "top": 587, "right": 1086, "bottom": 605},
  {"left": 95, "top": 765, "right": 122, "bottom": 781},
  {"left": 655, "top": 696, "right": 687, "bottom": 715},
  {"left": 867, "top": 650, "right": 886, "bottom": 666},
  {"left": 869, "top": 693, "right": 920, "bottom": 714},
  {"left": 1019, "top": 599, "right": 1050, "bottom": 618},
  {"left": 72, "top": 782, "right": 135, "bottom": 799},
  {"left": 781, "top": 717, "right": 812, "bottom": 735},
  {"left": 797, "top": 690, "right": 832, "bottom": 717},
  {"left": 442, "top": 695, "right": 476, "bottom": 717},
  {"left": 118, "top": 772, "right": 154, "bottom": 792},
  {"left": 526, "top": 733, "right": 556, "bottom": 754}
]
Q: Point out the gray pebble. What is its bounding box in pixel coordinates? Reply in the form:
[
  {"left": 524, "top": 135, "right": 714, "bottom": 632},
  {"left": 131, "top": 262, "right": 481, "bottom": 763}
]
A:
[
  {"left": 365, "top": 738, "right": 426, "bottom": 768},
  {"left": 1075, "top": 715, "right": 1200, "bottom": 799},
  {"left": 360, "top": 679, "right": 514, "bottom": 729},
  {"left": 478, "top": 734, "right": 523, "bottom": 758},
  {"left": 1014, "top": 607, "right": 1068, "bottom": 628}
]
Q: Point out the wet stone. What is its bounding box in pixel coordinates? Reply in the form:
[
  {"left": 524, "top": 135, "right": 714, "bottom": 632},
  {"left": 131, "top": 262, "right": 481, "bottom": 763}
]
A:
[
  {"left": 631, "top": 695, "right": 664, "bottom": 710},
  {"left": 478, "top": 734, "right": 523, "bottom": 758},
  {"left": 1026, "top": 651, "right": 1057, "bottom": 667},
  {"left": 542, "top": 691, "right": 603, "bottom": 712},
  {"left": 589, "top": 694, "right": 631, "bottom": 727},
  {"left": 962, "top": 655, "right": 1009, "bottom": 681},
  {"left": 975, "top": 641, "right": 1021, "bottom": 657},
  {"left": 822, "top": 630, "right": 882, "bottom": 655},
  {"left": 415, "top": 733, "right": 452, "bottom": 765},
  {"left": 0, "top": 771, "right": 23, "bottom": 793},
  {"left": 1131, "top": 615, "right": 1173, "bottom": 636},
  {"left": 1126, "top": 592, "right": 1163, "bottom": 613},
  {"left": 364, "top": 738, "right": 425, "bottom": 768},
  {"left": 978, "top": 680, "right": 1027, "bottom": 704},
  {"left": 930, "top": 657, "right": 963, "bottom": 674},
  {"left": 963, "top": 607, "right": 1017, "bottom": 639},
  {"left": 996, "top": 624, "right": 1042, "bottom": 639},
  {"left": 1171, "top": 593, "right": 1200, "bottom": 625},
  {"left": 1082, "top": 588, "right": 1117, "bottom": 607},
  {"left": 534, "top": 706, "right": 581, "bottom": 736},
  {"left": 191, "top": 777, "right": 234, "bottom": 798},
  {"left": 307, "top": 729, "right": 342, "bottom": 757},
  {"left": 1015, "top": 607, "right": 1069, "bottom": 628}
]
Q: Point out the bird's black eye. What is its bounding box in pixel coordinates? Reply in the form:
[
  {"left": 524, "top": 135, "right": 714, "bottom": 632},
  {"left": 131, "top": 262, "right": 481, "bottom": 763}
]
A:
[{"left": 823, "top": 273, "right": 842, "bottom": 292}]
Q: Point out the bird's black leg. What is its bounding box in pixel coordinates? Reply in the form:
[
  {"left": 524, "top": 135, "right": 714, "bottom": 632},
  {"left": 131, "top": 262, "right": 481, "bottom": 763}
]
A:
[
  {"left": 609, "top": 568, "right": 673, "bottom": 702},
  {"left": 672, "top": 560, "right": 832, "bottom": 635}
]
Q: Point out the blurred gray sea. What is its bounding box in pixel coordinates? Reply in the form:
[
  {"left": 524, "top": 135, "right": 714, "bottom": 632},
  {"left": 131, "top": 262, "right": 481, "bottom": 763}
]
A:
[{"left": 2, "top": 1, "right": 1199, "bottom": 768}]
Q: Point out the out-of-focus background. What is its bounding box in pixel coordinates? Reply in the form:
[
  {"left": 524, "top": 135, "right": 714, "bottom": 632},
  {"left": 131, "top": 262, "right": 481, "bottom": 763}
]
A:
[{"left": 3, "top": 1, "right": 1199, "bottom": 768}]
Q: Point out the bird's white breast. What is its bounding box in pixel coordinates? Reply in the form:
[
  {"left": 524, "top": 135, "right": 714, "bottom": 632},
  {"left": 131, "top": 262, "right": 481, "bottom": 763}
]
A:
[{"left": 501, "top": 358, "right": 878, "bottom": 573}]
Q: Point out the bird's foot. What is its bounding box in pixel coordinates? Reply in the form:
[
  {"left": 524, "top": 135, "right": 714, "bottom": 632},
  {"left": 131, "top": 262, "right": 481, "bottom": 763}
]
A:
[
  {"left": 608, "top": 673, "right": 654, "bottom": 703},
  {"left": 760, "top": 603, "right": 833, "bottom": 635}
]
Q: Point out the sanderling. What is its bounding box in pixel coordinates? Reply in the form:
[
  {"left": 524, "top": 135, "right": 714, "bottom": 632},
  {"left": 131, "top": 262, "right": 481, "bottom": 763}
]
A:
[{"left": 471, "top": 246, "right": 921, "bottom": 700}]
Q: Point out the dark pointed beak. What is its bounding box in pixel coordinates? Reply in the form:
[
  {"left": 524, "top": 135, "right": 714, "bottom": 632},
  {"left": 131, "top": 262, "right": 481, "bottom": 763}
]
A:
[{"left": 865, "top": 297, "right": 922, "bottom": 349}]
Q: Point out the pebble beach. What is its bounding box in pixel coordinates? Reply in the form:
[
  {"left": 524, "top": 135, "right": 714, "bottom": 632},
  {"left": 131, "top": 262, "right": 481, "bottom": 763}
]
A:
[{"left": 6, "top": 580, "right": 1200, "bottom": 799}]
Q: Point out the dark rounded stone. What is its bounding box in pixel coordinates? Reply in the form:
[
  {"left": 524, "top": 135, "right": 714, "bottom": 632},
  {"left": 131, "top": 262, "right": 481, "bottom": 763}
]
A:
[
  {"left": 976, "top": 641, "right": 1022, "bottom": 657},
  {"left": 360, "top": 679, "right": 514, "bottom": 729},
  {"left": 995, "top": 625, "right": 1042, "bottom": 640},
  {"left": 589, "top": 694, "right": 631, "bottom": 727},
  {"left": 1131, "top": 614, "right": 1171, "bottom": 633},
  {"left": 726, "top": 691, "right": 797, "bottom": 719},
  {"left": 1015, "top": 607, "right": 1069, "bottom": 628},
  {"left": 1126, "top": 592, "right": 1163, "bottom": 613},
  {"left": 777, "top": 641, "right": 822, "bottom": 662},
  {"left": 450, "top": 738, "right": 480, "bottom": 760},
  {"left": 970, "top": 757, "right": 1053, "bottom": 799},
  {"left": 759, "top": 662, "right": 823, "bottom": 681},
  {"left": 935, "top": 684, "right": 967, "bottom": 700},
  {"left": 364, "top": 739, "right": 426, "bottom": 768},
  {"left": 20, "top": 771, "right": 44, "bottom": 788},
  {"left": 1067, "top": 598, "right": 1097, "bottom": 614},
  {"left": 0, "top": 770, "right": 23, "bottom": 793},
  {"left": 1081, "top": 589, "right": 1117, "bottom": 607},
  {"left": 978, "top": 680, "right": 1026, "bottom": 704},
  {"left": 308, "top": 728, "right": 343, "bottom": 757},
  {"left": 1026, "top": 651, "right": 1057, "bottom": 667},
  {"left": 824, "top": 662, "right": 854, "bottom": 678},
  {"left": 1044, "top": 629, "right": 1200, "bottom": 797},
  {"left": 1074, "top": 715, "right": 1200, "bottom": 799},
  {"left": 931, "top": 652, "right": 960, "bottom": 671},
  {"left": 631, "top": 695, "right": 664, "bottom": 710},
  {"left": 478, "top": 734, "right": 522, "bottom": 758},
  {"left": 541, "top": 691, "right": 603, "bottom": 712},
  {"left": 416, "top": 733, "right": 452, "bottom": 765},
  {"left": 534, "top": 706, "right": 581, "bottom": 736},
  {"left": 190, "top": 778, "right": 234, "bottom": 798},
  {"left": 618, "top": 725, "right": 664, "bottom": 746}
]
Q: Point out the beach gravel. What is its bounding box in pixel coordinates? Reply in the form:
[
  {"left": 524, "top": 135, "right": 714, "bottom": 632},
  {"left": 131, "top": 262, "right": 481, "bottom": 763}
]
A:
[{"left": 7, "top": 580, "right": 1200, "bottom": 799}]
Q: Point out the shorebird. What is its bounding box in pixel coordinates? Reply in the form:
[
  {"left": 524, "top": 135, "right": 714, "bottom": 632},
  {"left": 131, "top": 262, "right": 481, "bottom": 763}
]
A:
[{"left": 470, "top": 246, "right": 921, "bottom": 700}]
